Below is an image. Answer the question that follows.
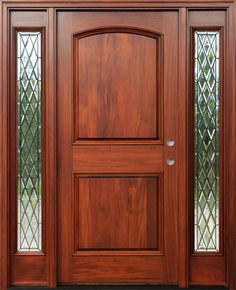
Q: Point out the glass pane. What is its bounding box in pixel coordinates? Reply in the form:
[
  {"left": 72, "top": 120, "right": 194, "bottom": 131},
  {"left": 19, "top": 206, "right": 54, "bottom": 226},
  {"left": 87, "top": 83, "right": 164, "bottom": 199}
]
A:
[
  {"left": 17, "top": 32, "right": 42, "bottom": 252},
  {"left": 194, "top": 31, "right": 220, "bottom": 252}
]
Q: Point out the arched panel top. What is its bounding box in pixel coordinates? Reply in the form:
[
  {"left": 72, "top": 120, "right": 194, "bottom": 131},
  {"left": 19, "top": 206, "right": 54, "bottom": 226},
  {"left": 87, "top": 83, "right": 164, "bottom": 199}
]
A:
[
  {"left": 73, "top": 26, "right": 163, "bottom": 141},
  {"left": 72, "top": 26, "right": 163, "bottom": 40}
]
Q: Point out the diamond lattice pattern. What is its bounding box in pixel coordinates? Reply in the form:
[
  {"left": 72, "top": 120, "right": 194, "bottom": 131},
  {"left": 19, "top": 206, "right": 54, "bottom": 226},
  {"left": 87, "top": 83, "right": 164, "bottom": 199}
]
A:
[
  {"left": 17, "top": 32, "right": 42, "bottom": 251},
  {"left": 194, "top": 31, "right": 220, "bottom": 252}
]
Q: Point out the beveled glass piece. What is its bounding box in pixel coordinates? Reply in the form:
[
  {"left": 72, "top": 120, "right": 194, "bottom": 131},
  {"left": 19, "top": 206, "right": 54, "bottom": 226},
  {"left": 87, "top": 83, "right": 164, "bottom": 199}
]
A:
[
  {"left": 194, "top": 31, "right": 220, "bottom": 252},
  {"left": 17, "top": 32, "right": 42, "bottom": 251}
]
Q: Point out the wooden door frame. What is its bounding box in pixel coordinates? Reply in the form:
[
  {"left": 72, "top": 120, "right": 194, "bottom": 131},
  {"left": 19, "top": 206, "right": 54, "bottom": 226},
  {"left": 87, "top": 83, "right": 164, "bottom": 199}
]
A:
[{"left": 0, "top": 1, "right": 235, "bottom": 289}]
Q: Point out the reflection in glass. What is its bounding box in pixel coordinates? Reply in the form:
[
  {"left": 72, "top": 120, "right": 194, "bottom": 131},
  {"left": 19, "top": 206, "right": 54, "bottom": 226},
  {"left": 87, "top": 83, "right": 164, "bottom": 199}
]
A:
[
  {"left": 17, "top": 32, "right": 42, "bottom": 251},
  {"left": 194, "top": 31, "right": 220, "bottom": 252}
]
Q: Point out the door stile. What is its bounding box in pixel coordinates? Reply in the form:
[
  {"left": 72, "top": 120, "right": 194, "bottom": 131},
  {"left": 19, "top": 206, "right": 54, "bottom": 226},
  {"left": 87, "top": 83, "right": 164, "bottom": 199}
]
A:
[
  {"left": 227, "top": 4, "right": 236, "bottom": 290},
  {"left": 1, "top": 3, "right": 10, "bottom": 289},
  {"left": 46, "top": 7, "right": 57, "bottom": 288},
  {"left": 178, "top": 7, "right": 189, "bottom": 288}
]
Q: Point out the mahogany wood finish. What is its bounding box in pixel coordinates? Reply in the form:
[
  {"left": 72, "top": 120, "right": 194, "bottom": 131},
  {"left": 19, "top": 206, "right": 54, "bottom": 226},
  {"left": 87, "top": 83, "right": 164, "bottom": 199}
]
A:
[
  {"left": 74, "top": 175, "right": 161, "bottom": 250},
  {"left": 0, "top": 1, "right": 235, "bottom": 290},
  {"left": 178, "top": 7, "right": 188, "bottom": 288},
  {"left": 47, "top": 8, "right": 57, "bottom": 288},
  {"left": 72, "top": 146, "right": 163, "bottom": 172},
  {"left": 74, "top": 29, "right": 162, "bottom": 140},
  {"left": 58, "top": 10, "right": 178, "bottom": 284},
  {"left": 228, "top": 5, "right": 236, "bottom": 290}
]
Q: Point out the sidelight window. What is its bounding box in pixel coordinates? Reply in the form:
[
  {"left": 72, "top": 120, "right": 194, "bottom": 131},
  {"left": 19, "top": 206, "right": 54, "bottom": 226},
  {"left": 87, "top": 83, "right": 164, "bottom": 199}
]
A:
[
  {"left": 194, "top": 31, "right": 220, "bottom": 252},
  {"left": 17, "top": 31, "right": 43, "bottom": 252}
]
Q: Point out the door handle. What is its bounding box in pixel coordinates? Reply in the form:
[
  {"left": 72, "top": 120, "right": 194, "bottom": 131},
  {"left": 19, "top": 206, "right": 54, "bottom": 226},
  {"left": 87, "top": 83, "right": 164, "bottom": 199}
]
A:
[
  {"left": 167, "top": 159, "right": 175, "bottom": 166},
  {"left": 166, "top": 139, "right": 175, "bottom": 147}
]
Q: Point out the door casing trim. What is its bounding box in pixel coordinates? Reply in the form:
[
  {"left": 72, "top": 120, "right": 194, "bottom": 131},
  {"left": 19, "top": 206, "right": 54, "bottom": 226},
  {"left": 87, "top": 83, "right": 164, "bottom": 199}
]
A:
[{"left": 0, "top": 2, "right": 235, "bottom": 289}]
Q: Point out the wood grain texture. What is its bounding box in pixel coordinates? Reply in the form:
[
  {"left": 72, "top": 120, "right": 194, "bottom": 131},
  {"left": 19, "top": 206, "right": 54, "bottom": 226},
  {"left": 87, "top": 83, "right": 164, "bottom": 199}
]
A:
[
  {"left": 1, "top": 2, "right": 9, "bottom": 290},
  {"left": 46, "top": 7, "right": 57, "bottom": 288},
  {"left": 71, "top": 256, "right": 168, "bottom": 283},
  {"left": 227, "top": 4, "right": 236, "bottom": 290},
  {"left": 72, "top": 146, "right": 163, "bottom": 173},
  {"left": 11, "top": 255, "right": 47, "bottom": 286},
  {"left": 0, "top": 3, "right": 234, "bottom": 289},
  {"left": 75, "top": 176, "right": 159, "bottom": 250},
  {"left": 178, "top": 7, "right": 189, "bottom": 288},
  {"left": 74, "top": 31, "right": 159, "bottom": 140},
  {"left": 190, "top": 256, "right": 226, "bottom": 286},
  {"left": 58, "top": 10, "right": 178, "bottom": 284}
]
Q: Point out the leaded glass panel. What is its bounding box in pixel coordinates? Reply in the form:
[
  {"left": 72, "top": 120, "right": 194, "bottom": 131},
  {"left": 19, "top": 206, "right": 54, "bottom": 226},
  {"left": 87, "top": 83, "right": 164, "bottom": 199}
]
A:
[
  {"left": 17, "top": 32, "right": 42, "bottom": 252},
  {"left": 194, "top": 31, "right": 220, "bottom": 252}
]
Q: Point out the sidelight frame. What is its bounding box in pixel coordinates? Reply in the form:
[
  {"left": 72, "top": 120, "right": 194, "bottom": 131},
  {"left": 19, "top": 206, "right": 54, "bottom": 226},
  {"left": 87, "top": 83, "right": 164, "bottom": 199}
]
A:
[
  {"left": 188, "top": 19, "right": 227, "bottom": 285},
  {"left": 0, "top": 1, "right": 235, "bottom": 289}
]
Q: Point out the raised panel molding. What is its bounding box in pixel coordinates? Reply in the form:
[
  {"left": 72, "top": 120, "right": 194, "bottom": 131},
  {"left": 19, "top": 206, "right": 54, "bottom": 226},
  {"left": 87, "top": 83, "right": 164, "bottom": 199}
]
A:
[
  {"left": 73, "top": 174, "right": 163, "bottom": 254},
  {"left": 73, "top": 27, "right": 163, "bottom": 143}
]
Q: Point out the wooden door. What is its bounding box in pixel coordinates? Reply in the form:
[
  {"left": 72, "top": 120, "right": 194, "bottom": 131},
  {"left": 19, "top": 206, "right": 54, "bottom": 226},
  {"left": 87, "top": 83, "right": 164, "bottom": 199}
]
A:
[
  {"left": 57, "top": 11, "right": 179, "bottom": 284},
  {"left": 1, "top": 3, "right": 236, "bottom": 289}
]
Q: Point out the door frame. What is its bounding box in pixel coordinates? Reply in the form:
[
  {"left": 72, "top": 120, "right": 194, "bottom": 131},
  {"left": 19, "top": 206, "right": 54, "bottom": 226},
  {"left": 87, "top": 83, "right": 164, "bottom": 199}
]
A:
[{"left": 0, "top": 1, "right": 235, "bottom": 289}]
